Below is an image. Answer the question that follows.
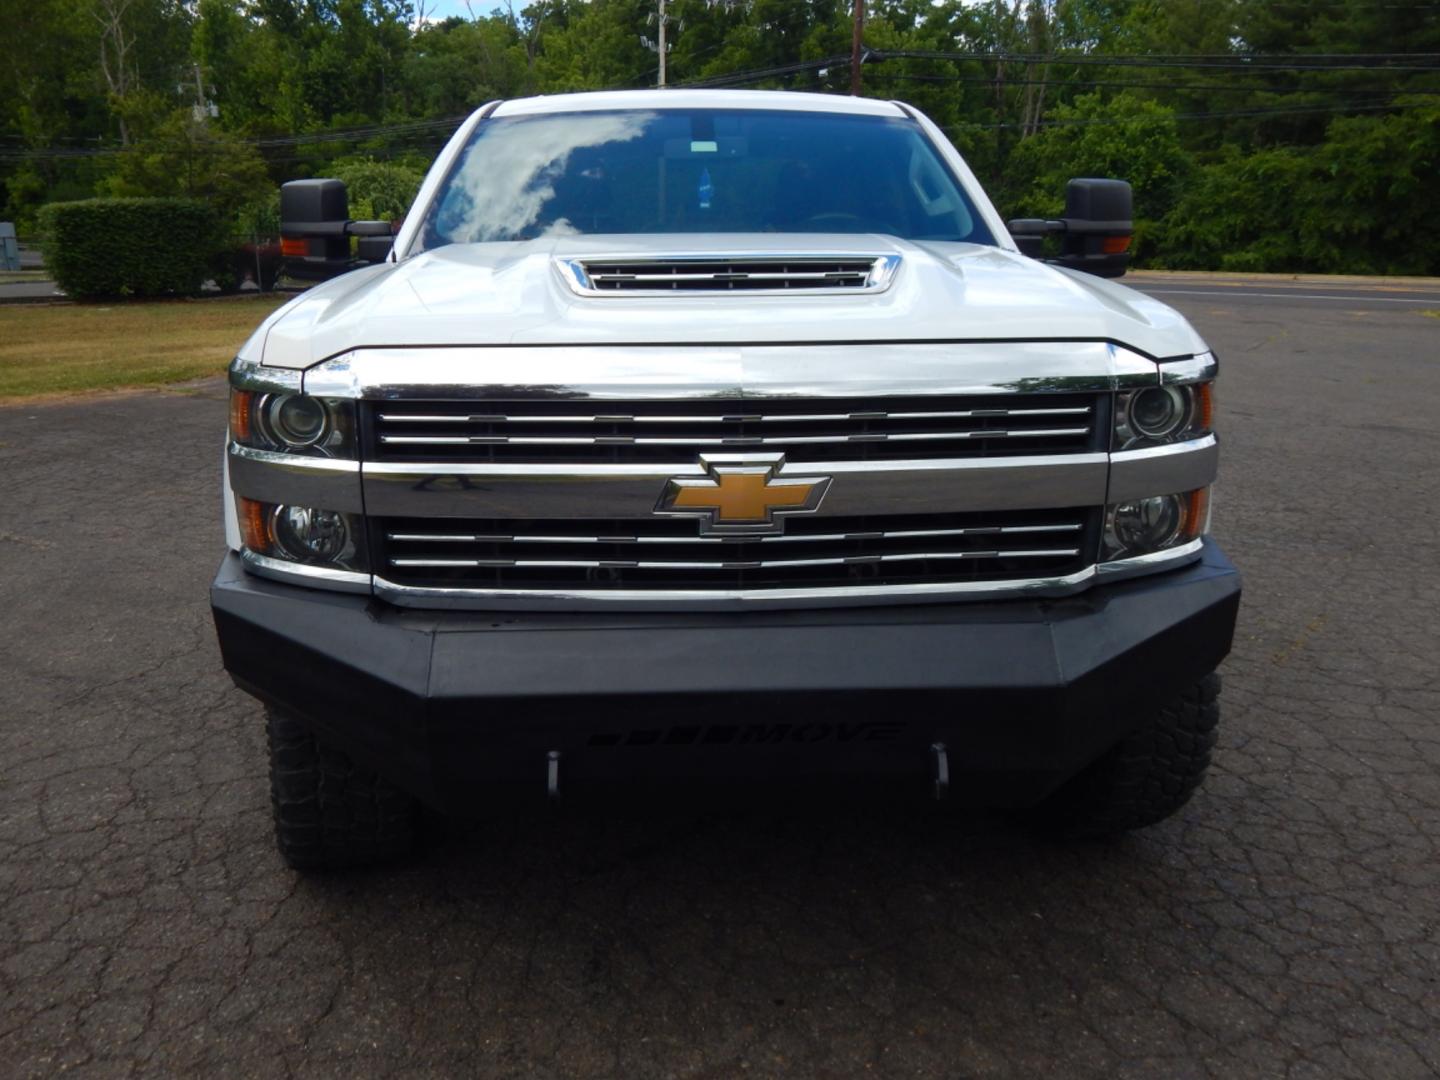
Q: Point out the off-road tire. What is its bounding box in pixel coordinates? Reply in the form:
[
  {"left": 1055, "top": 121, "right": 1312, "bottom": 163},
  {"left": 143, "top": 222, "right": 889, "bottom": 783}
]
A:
[
  {"left": 266, "top": 707, "right": 418, "bottom": 870},
  {"left": 1033, "top": 673, "right": 1221, "bottom": 838}
]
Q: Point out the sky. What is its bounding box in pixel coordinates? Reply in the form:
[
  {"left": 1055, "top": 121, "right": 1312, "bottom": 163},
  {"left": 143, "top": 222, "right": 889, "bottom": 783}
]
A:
[{"left": 419, "top": 0, "right": 488, "bottom": 21}]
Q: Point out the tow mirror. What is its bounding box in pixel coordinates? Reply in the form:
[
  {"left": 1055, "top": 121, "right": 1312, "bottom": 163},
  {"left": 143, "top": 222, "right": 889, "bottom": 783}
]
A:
[
  {"left": 1007, "top": 178, "right": 1134, "bottom": 279},
  {"left": 279, "top": 179, "right": 393, "bottom": 281}
]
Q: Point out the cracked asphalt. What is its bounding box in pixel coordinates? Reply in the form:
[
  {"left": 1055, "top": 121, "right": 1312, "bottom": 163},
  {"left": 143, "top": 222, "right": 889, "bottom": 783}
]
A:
[{"left": 2, "top": 284, "right": 1439, "bottom": 1077}]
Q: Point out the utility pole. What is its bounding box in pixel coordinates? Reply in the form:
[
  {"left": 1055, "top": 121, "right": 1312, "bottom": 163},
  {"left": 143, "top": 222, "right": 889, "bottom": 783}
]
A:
[
  {"left": 183, "top": 63, "right": 218, "bottom": 123},
  {"left": 850, "top": 0, "right": 864, "bottom": 96},
  {"left": 648, "top": 0, "right": 740, "bottom": 87},
  {"left": 645, "top": 0, "right": 677, "bottom": 87}
]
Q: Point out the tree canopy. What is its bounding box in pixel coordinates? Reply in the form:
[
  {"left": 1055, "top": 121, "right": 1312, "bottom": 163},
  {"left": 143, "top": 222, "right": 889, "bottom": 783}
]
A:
[{"left": 3, "top": 0, "right": 1437, "bottom": 272}]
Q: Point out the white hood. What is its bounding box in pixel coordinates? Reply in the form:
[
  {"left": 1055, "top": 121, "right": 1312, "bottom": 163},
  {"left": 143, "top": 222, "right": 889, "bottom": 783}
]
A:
[{"left": 243, "top": 234, "right": 1209, "bottom": 369}]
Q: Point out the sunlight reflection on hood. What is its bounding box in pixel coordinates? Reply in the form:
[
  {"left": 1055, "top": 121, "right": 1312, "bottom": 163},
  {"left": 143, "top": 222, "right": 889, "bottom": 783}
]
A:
[{"left": 441, "top": 113, "right": 656, "bottom": 242}]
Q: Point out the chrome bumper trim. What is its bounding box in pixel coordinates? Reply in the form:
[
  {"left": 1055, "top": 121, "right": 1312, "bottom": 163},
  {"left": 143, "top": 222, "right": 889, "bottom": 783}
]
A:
[
  {"left": 239, "top": 549, "right": 372, "bottom": 594},
  {"left": 302, "top": 341, "right": 1163, "bottom": 400},
  {"left": 360, "top": 452, "right": 1111, "bottom": 519},
  {"left": 1096, "top": 538, "right": 1205, "bottom": 582},
  {"left": 231, "top": 355, "right": 303, "bottom": 394},
  {"left": 231, "top": 534, "right": 1205, "bottom": 611},
  {"left": 227, "top": 444, "right": 364, "bottom": 514},
  {"left": 369, "top": 542, "right": 1203, "bottom": 611},
  {"left": 1108, "top": 435, "right": 1218, "bottom": 502},
  {"left": 1159, "top": 351, "right": 1217, "bottom": 385},
  {"left": 373, "top": 566, "right": 1098, "bottom": 611}
]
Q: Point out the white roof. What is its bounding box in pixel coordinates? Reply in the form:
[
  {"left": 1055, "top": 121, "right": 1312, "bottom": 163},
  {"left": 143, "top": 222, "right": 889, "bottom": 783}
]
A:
[{"left": 491, "top": 89, "right": 907, "bottom": 118}]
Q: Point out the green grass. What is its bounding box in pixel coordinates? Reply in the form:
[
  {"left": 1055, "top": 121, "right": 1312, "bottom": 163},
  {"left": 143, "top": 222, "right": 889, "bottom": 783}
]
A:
[
  {"left": 0, "top": 296, "right": 288, "bottom": 400},
  {"left": 0, "top": 270, "right": 48, "bottom": 285}
]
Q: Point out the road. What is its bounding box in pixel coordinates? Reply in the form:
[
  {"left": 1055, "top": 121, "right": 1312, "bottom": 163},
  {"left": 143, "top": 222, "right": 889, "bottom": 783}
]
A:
[
  {"left": 1129, "top": 272, "right": 1440, "bottom": 308},
  {"left": 1, "top": 279, "right": 1438, "bottom": 1077}
]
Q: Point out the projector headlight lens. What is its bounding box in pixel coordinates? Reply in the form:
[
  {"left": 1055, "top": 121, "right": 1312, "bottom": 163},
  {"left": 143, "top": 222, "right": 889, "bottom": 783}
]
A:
[
  {"left": 1129, "top": 386, "right": 1190, "bottom": 439},
  {"left": 228, "top": 389, "right": 355, "bottom": 458},
  {"left": 261, "top": 394, "right": 329, "bottom": 448},
  {"left": 1115, "top": 383, "right": 1212, "bottom": 449}
]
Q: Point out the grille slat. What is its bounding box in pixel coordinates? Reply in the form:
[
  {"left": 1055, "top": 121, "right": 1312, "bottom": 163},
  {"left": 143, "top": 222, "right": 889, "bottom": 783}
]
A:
[
  {"left": 391, "top": 550, "right": 1080, "bottom": 570},
  {"left": 376, "top": 407, "right": 1093, "bottom": 424},
  {"left": 378, "top": 428, "right": 1091, "bottom": 448},
  {"left": 386, "top": 523, "right": 1083, "bottom": 546},
  {"left": 376, "top": 509, "right": 1097, "bottom": 592},
  {"left": 371, "top": 395, "right": 1102, "bottom": 463}
]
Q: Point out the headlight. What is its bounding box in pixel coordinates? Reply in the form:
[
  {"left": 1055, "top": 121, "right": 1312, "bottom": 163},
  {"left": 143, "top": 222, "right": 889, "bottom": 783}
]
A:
[
  {"left": 1128, "top": 387, "right": 1189, "bottom": 439},
  {"left": 237, "top": 497, "right": 367, "bottom": 571},
  {"left": 261, "top": 394, "right": 329, "bottom": 448},
  {"left": 230, "top": 390, "right": 355, "bottom": 458},
  {"left": 1115, "top": 382, "right": 1212, "bottom": 450},
  {"left": 1103, "top": 488, "right": 1209, "bottom": 560}
]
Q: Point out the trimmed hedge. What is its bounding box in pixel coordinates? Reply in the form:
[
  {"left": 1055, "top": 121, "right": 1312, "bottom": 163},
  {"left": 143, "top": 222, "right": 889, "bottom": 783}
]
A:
[{"left": 38, "top": 198, "right": 221, "bottom": 298}]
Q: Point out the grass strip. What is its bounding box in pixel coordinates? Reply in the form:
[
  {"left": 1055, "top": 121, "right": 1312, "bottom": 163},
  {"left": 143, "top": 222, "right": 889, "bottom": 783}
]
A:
[{"left": 0, "top": 296, "right": 288, "bottom": 400}]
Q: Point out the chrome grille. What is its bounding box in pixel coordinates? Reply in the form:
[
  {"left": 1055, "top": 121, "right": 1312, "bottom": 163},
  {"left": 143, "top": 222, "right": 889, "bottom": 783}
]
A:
[
  {"left": 370, "top": 394, "right": 1103, "bottom": 464},
  {"left": 375, "top": 508, "right": 1097, "bottom": 592},
  {"left": 561, "top": 256, "right": 896, "bottom": 293}
]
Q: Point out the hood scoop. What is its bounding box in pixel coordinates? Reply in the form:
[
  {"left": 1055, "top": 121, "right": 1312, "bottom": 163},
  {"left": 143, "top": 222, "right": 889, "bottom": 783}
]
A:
[{"left": 557, "top": 254, "right": 901, "bottom": 296}]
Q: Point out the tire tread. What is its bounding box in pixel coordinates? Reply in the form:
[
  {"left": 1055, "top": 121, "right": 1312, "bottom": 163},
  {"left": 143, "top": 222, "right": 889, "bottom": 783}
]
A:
[
  {"left": 1036, "top": 673, "right": 1221, "bottom": 838},
  {"left": 266, "top": 708, "right": 417, "bottom": 870}
]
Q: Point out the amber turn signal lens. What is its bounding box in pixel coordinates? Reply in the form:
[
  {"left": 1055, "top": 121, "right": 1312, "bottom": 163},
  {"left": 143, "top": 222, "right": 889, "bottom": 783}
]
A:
[
  {"left": 1194, "top": 382, "right": 1214, "bottom": 432},
  {"left": 238, "top": 497, "right": 273, "bottom": 554},
  {"left": 1181, "top": 487, "right": 1210, "bottom": 541},
  {"left": 229, "top": 389, "right": 254, "bottom": 442},
  {"left": 1101, "top": 235, "right": 1132, "bottom": 255}
]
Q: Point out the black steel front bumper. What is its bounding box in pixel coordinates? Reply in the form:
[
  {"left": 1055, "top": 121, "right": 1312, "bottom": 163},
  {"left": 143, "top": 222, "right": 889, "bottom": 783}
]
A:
[{"left": 211, "top": 541, "right": 1241, "bottom": 812}]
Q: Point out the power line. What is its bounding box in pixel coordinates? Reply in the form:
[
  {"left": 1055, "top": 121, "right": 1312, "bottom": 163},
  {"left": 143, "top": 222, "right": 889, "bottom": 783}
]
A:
[
  {"left": 8, "top": 44, "right": 1438, "bottom": 163},
  {"left": 0, "top": 114, "right": 470, "bottom": 162},
  {"left": 863, "top": 71, "right": 1440, "bottom": 95},
  {"left": 872, "top": 49, "right": 1440, "bottom": 73},
  {"left": 947, "top": 99, "right": 1435, "bottom": 131},
  {"left": 683, "top": 49, "right": 1440, "bottom": 90},
  {"left": 682, "top": 54, "right": 849, "bottom": 88}
]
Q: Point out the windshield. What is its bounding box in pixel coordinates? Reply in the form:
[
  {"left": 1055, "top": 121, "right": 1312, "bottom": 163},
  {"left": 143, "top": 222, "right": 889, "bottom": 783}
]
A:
[{"left": 416, "top": 108, "right": 995, "bottom": 250}]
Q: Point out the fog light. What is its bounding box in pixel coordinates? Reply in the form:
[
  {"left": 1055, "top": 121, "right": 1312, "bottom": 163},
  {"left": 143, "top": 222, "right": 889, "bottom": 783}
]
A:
[
  {"left": 1103, "top": 488, "right": 1210, "bottom": 561},
  {"left": 272, "top": 505, "right": 349, "bottom": 562},
  {"left": 261, "top": 394, "right": 329, "bottom": 448},
  {"left": 1110, "top": 494, "right": 1183, "bottom": 552}
]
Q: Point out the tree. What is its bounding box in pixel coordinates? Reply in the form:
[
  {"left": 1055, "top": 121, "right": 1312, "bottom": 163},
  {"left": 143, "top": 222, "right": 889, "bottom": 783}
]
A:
[
  {"left": 1004, "top": 91, "right": 1191, "bottom": 258},
  {"left": 331, "top": 156, "right": 425, "bottom": 219},
  {"left": 99, "top": 108, "right": 271, "bottom": 222}
]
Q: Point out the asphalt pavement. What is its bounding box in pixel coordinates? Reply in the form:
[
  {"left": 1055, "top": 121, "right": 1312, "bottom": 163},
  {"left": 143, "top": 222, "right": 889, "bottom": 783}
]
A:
[{"left": 1, "top": 279, "right": 1438, "bottom": 1077}]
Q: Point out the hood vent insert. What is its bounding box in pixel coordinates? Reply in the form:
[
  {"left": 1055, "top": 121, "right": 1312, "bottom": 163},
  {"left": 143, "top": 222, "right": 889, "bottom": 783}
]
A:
[{"left": 559, "top": 255, "right": 900, "bottom": 295}]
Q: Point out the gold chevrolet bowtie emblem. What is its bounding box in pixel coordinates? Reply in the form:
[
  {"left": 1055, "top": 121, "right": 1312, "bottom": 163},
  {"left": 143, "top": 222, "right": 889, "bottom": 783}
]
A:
[{"left": 656, "top": 454, "right": 831, "bottom": 535}]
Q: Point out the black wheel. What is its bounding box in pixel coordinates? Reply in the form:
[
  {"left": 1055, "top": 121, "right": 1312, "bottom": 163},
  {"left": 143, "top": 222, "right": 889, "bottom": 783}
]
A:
[
  {"left": 1032, "top": 673, "right": 1222, "bottom": 838},
  {"left": 266, "top": 707, "right": 418, "bottom": 870}
]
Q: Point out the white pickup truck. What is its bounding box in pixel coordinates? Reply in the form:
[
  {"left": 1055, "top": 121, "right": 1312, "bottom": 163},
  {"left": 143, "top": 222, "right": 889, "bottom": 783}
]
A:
[{"left": 211, "top": 89, "right": 1239, "bottom": 869}]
